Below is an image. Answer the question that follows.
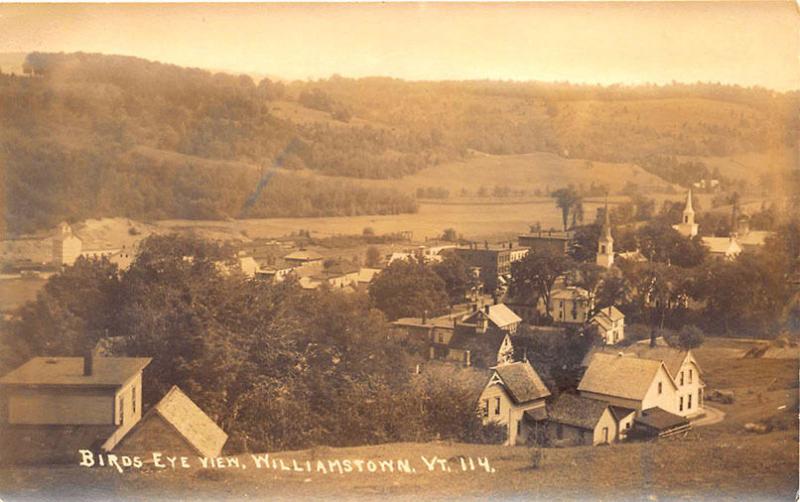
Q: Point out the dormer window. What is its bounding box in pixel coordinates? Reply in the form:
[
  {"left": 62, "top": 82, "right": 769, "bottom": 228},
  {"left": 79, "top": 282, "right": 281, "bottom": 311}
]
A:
[
  {"left": 680, "top": 371, "right": 684, "bottom": 386},
  {"left": 658, "top": 382, "right": 662, "bottom": 394},
  {"left": 689, "top": 369, "right": 693, "bottom": 384}
]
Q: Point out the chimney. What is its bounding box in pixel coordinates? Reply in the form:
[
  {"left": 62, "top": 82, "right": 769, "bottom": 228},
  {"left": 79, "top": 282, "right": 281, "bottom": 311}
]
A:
[
  {"left": 83, "top": 347, "right": 97, "bottom": 376},
  {"left": 484, "top": 304, "right": 490, "bottom": 314},
  {"left": 649, "top": 329, "right": 657, "bottom": 348},
  {"left": 472, "top": 303, "right": 478, "bottom": 313},
  {"left": 493, "top": 294, "right": 498, "bottom": 305},
  {"left": 422, "top": 310, "right": 428, "bottom": 324}
]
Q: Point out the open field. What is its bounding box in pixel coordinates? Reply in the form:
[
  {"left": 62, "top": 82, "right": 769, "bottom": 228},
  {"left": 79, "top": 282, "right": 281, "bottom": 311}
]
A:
[
  {"left": 1, "top": 337, "right": 796, "bottom": 501},
  {"left": 0, "top": 278, "right": 46, "bottom": 312},
  {"left": 159, "top": 199, "right": 609, "bottom": 243},
  {"left": 351, "top": 150, "right": 679, "bottom": 196}
]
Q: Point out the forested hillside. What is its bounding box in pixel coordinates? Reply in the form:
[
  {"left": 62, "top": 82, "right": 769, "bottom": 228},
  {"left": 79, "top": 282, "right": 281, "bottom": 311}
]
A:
[{"left": 1, "top": 52, "right": 797, "bottom": 234}]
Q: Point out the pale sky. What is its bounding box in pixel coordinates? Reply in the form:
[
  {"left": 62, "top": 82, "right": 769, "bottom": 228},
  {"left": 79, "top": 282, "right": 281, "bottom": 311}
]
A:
[{"left": 1, "top": 2, "right": 798, "bottom": 90}]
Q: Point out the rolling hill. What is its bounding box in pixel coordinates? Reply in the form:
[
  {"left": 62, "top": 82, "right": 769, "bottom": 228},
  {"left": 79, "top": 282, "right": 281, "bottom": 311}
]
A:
[{"left": 1, "top": 51, "right": 797, "bottom": 235}]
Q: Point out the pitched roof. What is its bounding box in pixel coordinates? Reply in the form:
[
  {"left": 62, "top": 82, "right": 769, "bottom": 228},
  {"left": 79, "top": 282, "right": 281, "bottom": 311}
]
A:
[
  {"left": 492, "top": 361, "right": 551, "bottom": 403},
  {"left": 578, "top": 353, "right": 664, "bottom": 401},
  {"left": 635, "top": 407, "right": 689, "bottom": 431},
  {"left": 625, "top": 345, "right": 692, "bottom": 379},
  {"left": 551, "top": 286, "right": 590, "bottom": 301},
  {"left": 593, "top": 306, "right": 625, "bottom": 323},
  {"left": 148, "top": 386, "right": 228, "bottom": 458},
  {"left": 484, "top": 304, "right": 522, "bottom": 327},
  {"left": 284, "top": 250, "right": 322, "bottom": 261},
  {"left": 547, "top": 394, "right": 610, "bottom": 430},
  {"left": 0, "top": 357, "right": 151, "bottom": 388},
  {"left": 609, "top": 405, "right": 637, "bottom": 422},
  {"left": 701, "top": 236, "right": 741, "bottom": 256},
  {"left": 358, "top": 267, "right": 381, "bottom": 283}
]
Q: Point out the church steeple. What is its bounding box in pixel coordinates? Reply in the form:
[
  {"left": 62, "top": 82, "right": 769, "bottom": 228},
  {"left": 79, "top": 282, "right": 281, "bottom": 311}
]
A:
[
  {"left": 673, "top": 189, "right": 699, "bottom": 238},
  {"left": 683, "top": 189, "right": 695, "bottom": 225},
  {"left": 596, "top": 199, "right": 614, "bottom": 268}
]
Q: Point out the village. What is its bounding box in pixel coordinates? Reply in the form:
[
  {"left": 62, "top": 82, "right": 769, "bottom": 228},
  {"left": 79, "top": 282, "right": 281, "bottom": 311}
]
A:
[
  {"left": 1, "top": 4, "right": 799, "bottom": 497},
  {"left": 0, "top": 185, "right": 796, "bottom": 496}
]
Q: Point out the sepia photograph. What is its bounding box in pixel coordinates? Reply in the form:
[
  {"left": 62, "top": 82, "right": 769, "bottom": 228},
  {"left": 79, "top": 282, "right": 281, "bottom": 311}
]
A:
[{"left": 0, "top": 1, "right": 798, "bottom": 500}]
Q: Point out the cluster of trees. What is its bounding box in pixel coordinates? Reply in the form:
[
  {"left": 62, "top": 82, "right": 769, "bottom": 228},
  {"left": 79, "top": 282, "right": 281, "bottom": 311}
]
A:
[
  {"left": 0, "top": 235, "right": 496, "bottom": 452},
  {"left": 510, "top": 214, "right": 798, "bottom": 340},
  {"left": 368, "top": 254, "right": 476, "bottom": 320},
  {"left": 415, "top": 186, "right": 450, "bottom": 199},
  {"left": 2, "top": 135, "right": 417, "bottom": 234}
]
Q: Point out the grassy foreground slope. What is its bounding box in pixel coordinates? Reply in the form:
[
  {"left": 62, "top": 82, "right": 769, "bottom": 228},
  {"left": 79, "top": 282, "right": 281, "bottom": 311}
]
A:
[{"left": 1, "top": 339, "right": 796, "bottom": 501}]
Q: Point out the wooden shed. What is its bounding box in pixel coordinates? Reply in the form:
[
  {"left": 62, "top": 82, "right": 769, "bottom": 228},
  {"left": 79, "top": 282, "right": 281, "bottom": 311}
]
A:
[{"left": 115, "top": 386, "right": 227, "bottom": 458}]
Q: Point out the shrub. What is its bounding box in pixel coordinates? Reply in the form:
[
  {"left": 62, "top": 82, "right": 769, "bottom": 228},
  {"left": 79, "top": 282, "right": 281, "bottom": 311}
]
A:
[{"left": 528, "top": 447, "right": 545, "bottom": 469}]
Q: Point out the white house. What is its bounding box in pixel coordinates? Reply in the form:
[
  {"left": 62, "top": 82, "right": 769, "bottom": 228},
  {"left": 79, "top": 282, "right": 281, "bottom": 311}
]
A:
[
  {"left": 478, "top": 361, "right": 551, "bottom": 445},
  {"left": 541, "top": 286, "right": 593, "bottom": 324},
  {"left": 625, "top": 343, "right": 705, "bottom": 418},
  {"left": 579, "top": 347, "right": 704, "bottom": 419},
  {"left": 578, "top": 353, "right": 679, "bottom": 415},
  {"left": 590, "top": 306, "right": 625, "bottom": 345}
]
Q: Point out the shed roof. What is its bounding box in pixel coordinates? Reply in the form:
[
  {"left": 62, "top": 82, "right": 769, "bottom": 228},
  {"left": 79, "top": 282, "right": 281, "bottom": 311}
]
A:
[
  {"left": 0, "top": 357, "right": 151, "bottom": 388},
  {"left": 578, "top": 353, "right": 664, "bottom": 401},
  {"left": 148, "top": 386, "right": 228, "bottom": 458},
  {"left": 635, "top": 407, "right": 689, "bottom": 431},
  {"left": 547, "top": 394, "right": 610, "bottom": 430},
  {"left": 491, "top": 361, "right": 551, "bottom": 404}
]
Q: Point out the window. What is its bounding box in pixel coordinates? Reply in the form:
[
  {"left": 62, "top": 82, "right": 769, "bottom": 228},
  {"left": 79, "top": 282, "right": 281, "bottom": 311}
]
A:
[
  {"left": 601, "top": 245, "right": 606, "bottom": 254},
  {"left": 516, "top": 420, "right": 522, "bottom": 436},
  {"left": 688, "top": 394, "right": 692, "bottom": 409},
  {"left": 494, "top": 397, "right": 501, "bottom": 415},
  {"left": 689, "top": 369, "right": 693, "bottom": 384},
  {"left": 557, "top": 424, "right": 563, "bottom": 440},
  {"left": 626, "top": 422, "right": 631, "bottom": 429},
  {"left": 679, "top": 396, "right": 684, "bottom": 412},
  {"left": 119, "top": 396, "right": 125, "bottom": 425},
  {"left": 658, "top": 382, "right": 662, "bottom": 394},
  {"left": 132, "top": 386, "right": 136, "bottom": 414},
  {"left": 680, "top": 371, "right": 684, "bottom": 386},
  {"left": 481, "top": 399, "right": 489, "bottom": 417}
]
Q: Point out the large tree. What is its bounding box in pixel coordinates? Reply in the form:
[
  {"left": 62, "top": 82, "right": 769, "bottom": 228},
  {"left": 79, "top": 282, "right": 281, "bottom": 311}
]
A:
[
  {"left": 551, "top": 186, "right": 583, "bottom": 231},
  {"left": 509, "top": 249, "right": 575, "bottom": 319},
  {"left": 432, "top": 253, "right": 474, "bottom": 305},
  {"left": 368, "top": 258, "right": 450, "bottom": 321}
]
